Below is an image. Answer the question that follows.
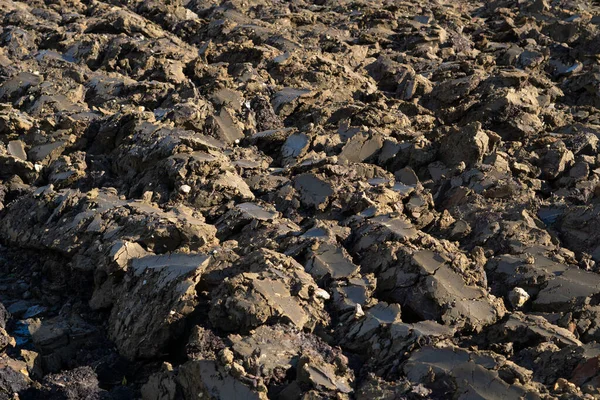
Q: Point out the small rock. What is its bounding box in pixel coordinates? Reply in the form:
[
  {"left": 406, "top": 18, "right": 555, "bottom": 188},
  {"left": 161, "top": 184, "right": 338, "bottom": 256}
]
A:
[
  {"left": 179, "top": 184, "right": 191, "bottom": 194},
  {"left": 508, "top": 287, "right": 530, "bottom": 309},
  {"left": 314, "top": 288, "right": 330, "bottom": 300},
  {"left": 220, "top": 348, "right": 234, "bottom": 365},
  {"left": 354, "top": 304, "right": 365, "bottom": 318}
]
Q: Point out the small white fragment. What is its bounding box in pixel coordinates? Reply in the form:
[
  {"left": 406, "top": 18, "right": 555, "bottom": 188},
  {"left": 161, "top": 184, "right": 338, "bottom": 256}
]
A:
[
  {"left": 32, "top": 71, "right": 40, "bottom": 76},
  {"left": 34, "top": 163, "right": 43, "bottom": 172},
  {"left": 212, "top": 249, "right": 218, "bottom": 255},
  {"left": 169, "top": 310, "right": 176, "bottom": 315},
  {"left": 142, "top": 280, "right": 147, "bottom": 285},
  {"left": 180, "top": 184, "right": 191, "bottom": 194},
  {"left": 508, "top": 287, "right": 530, "bottom": 309},
  {"left": 234, "top": 139, "right": 240, "bottom": 144},
  {"left": 314, "top": 288, "right": 330, "bottom": 300},
  {"left": 354, "top": 303, "right": 365, "bottom": 318}
]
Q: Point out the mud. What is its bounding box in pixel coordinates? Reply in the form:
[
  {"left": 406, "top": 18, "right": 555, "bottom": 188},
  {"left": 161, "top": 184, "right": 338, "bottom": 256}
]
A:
[{"left": 2, "top": 0, "right": 600, "bottom": 398}]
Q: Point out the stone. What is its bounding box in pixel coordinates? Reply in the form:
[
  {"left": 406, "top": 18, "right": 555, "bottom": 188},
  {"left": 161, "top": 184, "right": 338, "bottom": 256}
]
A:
[{"left": 508, "top": 287, "right": 530, "bottom": 309}]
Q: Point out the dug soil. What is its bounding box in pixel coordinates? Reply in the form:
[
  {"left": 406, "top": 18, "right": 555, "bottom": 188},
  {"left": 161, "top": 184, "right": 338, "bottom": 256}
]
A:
[{"left": 2, "top": 0, "right": 600, "bottom": 399}]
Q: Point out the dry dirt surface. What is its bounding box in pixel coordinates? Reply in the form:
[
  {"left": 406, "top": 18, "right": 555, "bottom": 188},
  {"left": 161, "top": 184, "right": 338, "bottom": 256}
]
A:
[{"left": 2, "top": 0, "right": 600, "bottom": 398}]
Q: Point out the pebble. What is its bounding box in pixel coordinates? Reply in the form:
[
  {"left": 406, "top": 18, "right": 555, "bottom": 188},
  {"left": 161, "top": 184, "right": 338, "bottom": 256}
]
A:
[{"left": 508, "top": 287, "right": 530, "bottom": 309}]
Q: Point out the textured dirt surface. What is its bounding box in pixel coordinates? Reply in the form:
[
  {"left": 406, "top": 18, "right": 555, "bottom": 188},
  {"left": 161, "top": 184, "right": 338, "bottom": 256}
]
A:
[{"left": 2, "top": 0, "right": 600, "bottom": 398}]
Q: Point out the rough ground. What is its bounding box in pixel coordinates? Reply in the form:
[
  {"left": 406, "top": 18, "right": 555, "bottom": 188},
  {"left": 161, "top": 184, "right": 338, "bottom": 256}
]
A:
[{"left": 2, "top": 0, "right": 600, "bottom": 398}]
